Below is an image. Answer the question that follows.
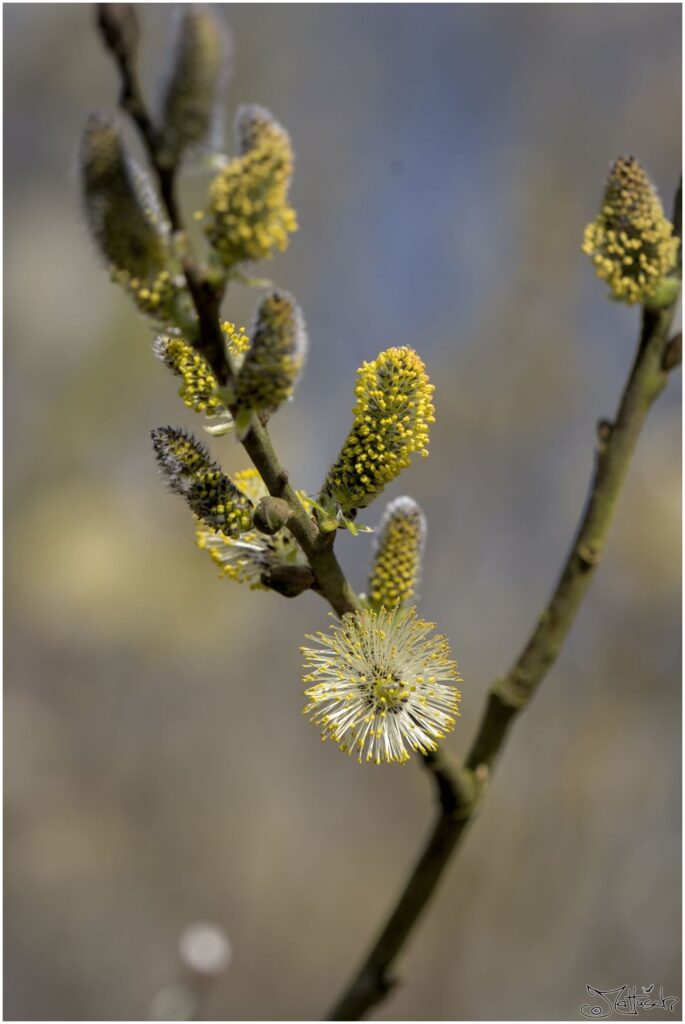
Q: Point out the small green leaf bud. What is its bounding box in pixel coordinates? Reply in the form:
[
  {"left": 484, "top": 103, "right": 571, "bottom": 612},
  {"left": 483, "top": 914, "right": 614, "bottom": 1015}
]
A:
[
  {"left": 151, "top": 426, "right": 253, "bottom": 537},
  {"left": 582, "top": 156, "right": 679, "bottom": 306},
  {"left": 367, "top": 496, "right": 426, "bottom": 611},
  {"left": 234, "top": 291, "right": 307, "bottom": 414},
  {"left": 158, "top": 6, "right": 233, "bottom": 168}
]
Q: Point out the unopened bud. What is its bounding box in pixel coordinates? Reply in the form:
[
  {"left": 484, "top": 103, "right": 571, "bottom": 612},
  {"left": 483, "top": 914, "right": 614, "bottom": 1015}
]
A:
[
  {"left": 80, "top": 114, "right": 168, "bottom": 279},
  {"left": 158, "top": 6, "right": 232, "bottom": 168},
  {"left": 253, "top": 496, "right": 291, "bottom": 535}
]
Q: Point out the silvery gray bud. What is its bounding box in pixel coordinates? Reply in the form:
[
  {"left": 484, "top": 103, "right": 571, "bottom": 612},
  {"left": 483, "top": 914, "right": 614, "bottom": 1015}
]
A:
[
  {"left": 97, "top": 4, "right": 139, "bottom": 64},
  {"left": 80, "top": 113, "right": 168, "bottom": 279},
  {"left": 158, "top": 6, "right": 233, "bottom": 168}
]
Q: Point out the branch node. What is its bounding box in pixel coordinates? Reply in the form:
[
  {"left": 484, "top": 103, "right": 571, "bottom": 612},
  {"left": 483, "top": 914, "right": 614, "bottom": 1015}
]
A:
[
  {"left": 422, "top": 751, "right": 476, "bottom": 817},
  {"left": 493, "top": 674, "right": 529, "bottom": 710},
  {"left": 596, "top": 418, "right": 613, "bottom": 446},
  {"left": 577, "top": 543, "right": 601, "bottom": 569},
  {"left": 662, "top": 331, "right": 682, "bottom": 372}
]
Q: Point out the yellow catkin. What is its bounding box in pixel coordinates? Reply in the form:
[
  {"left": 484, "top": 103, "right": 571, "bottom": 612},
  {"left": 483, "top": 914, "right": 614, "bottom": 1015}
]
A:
[
  {"left": 368, "top": 496, "right": 426, "bottom": 611},
  {"left": 155, "top": 322, "right": 249, "bottom": 415},
  {"left": 234, "top": 291, "right": 307, "bottom": 413},
  {"left": 302, "top": 606, "right": 461, "bottom": 765},
  {"left": 323, "top": 347, "right": 435, "bottom": 513},
  {"left": 151, "top": 427, "right": 253, "bottom": 537},
  {"left": 582, "top": 156, "right": 679, "bottom": 305},
  {"left": 220, "top": 320, "right": 250, "bottom": 358},
  {"left": 204, "top": 105, "right": 298, "bottom": 267},
  {"left": 110, "top": 266, "right": 183, "bottom": 322}
]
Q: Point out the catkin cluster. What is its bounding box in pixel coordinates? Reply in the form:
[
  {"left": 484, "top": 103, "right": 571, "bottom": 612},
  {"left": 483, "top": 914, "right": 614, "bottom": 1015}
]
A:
[
  {"left": 368, "top": 497, "right": 426, "bottom": 610},
  {"left": 234, "top": 291, "right": 307, "bottom": 414},
  {"left": 196, "top": 469, "right": 311, "bottom": 589},
  {"left": 204, "top": 105, "right": 298, "bottom": 267},
  {"left": 154, "top": 322, "right": 249, "bottom": 417},
  {"left": 81, "top": 114, "right": 183, "bottom": 321},
  {"left": 322, "top": 347, "right": 435, "bottom": 514},
  {"left": 583, "top": 156, "right": 679, "bottom": 305},
  {"left": 302, "top": 607, "right": 461, "bottom": 765},
  {"left": 151, "top": 427, "right": 253, "bottom": 537},
  {"left": 85, "top": 1, "right": 681, "bottom": 774}
]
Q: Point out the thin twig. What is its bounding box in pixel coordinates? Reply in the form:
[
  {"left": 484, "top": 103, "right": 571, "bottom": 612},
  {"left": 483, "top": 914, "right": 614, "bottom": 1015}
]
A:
[{"left": 328, "top": 265, "right": 680, "bottom": 1021}]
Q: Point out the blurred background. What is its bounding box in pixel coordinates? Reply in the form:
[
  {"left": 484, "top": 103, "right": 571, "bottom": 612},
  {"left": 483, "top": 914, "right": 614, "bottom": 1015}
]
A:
[{"left": 4, "top": 4, "right": 682, "bottom": 1020}]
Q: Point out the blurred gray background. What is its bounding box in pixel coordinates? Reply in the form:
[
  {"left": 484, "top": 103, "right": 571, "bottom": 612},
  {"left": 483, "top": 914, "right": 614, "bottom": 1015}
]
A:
[{"left": 5, "top": 3, "right": 681, "bottom": 1020}]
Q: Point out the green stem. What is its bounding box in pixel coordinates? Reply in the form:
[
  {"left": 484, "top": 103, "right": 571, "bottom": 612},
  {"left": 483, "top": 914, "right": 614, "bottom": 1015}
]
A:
[
  {"left": 328, "top": 298, "right": 679, "bottom": 1021},
  {"left": 468, "top": 303, "right": 676, "bottom": 770}
]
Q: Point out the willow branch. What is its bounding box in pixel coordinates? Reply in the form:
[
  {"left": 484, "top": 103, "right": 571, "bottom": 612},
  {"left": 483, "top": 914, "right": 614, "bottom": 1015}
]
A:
[
  {"left": 329, "top": 279, "right": 680, "bottom": 1019},
  {"left": 466, "top": 303, "right": 677, "bottom": 771},
  {"left": 96, "top": 6, "right": 361, "bottom": 619},
  {"left": 240, "top": 417, "right": 361, "bottom": 615}
]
